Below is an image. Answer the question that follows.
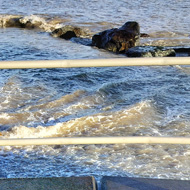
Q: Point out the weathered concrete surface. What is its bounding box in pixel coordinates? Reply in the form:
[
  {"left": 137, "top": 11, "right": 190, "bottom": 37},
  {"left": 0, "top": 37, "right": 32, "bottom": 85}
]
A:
[
  {"left": 0, "top": 177, "right": 96, "bottom": 190},
  {"left": 101, "top": 176, "right": 190, "bottom": 190}
]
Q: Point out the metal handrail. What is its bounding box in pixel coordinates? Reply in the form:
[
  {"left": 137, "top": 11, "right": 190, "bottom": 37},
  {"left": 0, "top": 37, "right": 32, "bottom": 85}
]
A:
[
  {"left": 0, "top": 57, "right": 190, "bottom": 69},
  {"left": 1, "top": 57, "right": 190, "bottom": 146},
  {"left": 1, "top": 136, "right": 190, "bottom": 146}
]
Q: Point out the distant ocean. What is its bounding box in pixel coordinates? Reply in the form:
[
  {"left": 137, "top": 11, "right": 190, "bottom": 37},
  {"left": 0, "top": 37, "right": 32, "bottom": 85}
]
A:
[{"left": 0, "top": 0, "right": 190, "bottom": 181}]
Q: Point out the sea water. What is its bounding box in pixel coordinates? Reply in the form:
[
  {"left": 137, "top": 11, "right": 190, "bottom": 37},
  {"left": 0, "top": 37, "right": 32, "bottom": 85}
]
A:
[{"left": 0, "top": 0, "right": 190, "bottom": 181}]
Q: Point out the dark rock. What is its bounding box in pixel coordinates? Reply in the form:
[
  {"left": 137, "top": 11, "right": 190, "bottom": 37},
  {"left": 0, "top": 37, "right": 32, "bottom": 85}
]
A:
[
  {"left": 92, "top": 21, "right": 140, "bottom": 53},
  {"left": 2, "top": 17, "right": 23, "bottom": 28},
  {"left": 51, "top": 25, "right": 87, "bottom": 40},
  {"left": 3, "top": 16, "right": 43, "bottom": 29},
  {"left": 140, "top": 33, "right": 150, "bottom": 37},
  {"left": 174, "top": 47, "right": 190, "bottom": 57},
  {"left": 71, "top": 37, "right": 92, "bottom": 46},
  {"left": 19, "top": 20, "right": 43, "bottom": 29},
  {"left": 126, "top": 46, "right": 176, "bottom": 57}
]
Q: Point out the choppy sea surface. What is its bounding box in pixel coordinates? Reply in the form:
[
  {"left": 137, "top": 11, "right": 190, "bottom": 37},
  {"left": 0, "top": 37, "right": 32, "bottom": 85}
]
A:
[{"left": 0, "top": 0, "right": 190, "bottom": 183}]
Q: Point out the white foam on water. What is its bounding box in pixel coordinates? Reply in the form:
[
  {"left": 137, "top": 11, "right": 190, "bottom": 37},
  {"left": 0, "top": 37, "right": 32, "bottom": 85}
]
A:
[
  {"left": 0, "top": 113, "right": 11, "bottom": 119},
  {"left": 1, "top": 100, "right": 159, "bottom": 139},
  {"left": 0, "top": 0, "right": 190, "bottom": 180}
]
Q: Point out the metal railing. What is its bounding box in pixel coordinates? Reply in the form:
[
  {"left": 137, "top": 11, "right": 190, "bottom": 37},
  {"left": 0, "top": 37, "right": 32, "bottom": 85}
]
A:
[
  {"left": 0, "top": 57, "right": 190, "bottom": 69},
  {"left": 1, "top": 57, "right": 190, "bottom": 146}
]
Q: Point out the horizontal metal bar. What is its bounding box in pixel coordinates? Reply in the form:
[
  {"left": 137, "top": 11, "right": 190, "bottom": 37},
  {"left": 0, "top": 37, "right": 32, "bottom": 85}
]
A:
[
  {"left": 0, "top": 57, "right": 190, "bottom": 69},
  {"left": 0, "top": 136, "right": 190, "bottom": 146}
]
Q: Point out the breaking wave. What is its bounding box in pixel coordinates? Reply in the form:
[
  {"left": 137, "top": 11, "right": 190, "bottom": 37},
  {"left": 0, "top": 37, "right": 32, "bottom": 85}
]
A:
[
  {"left": 1, "top": 100, "right": 159, "bottom": 139},
  {"left": 0, "top": 14, "right": 92, "bottom": 38},
  {"left": 0, "top": 0, "right": 190, "bottom": 179},
  {"left": 0, "top": 14, "right": 64, "bottom": 32},
  {"left": 1, "top": 14, "right": 190, "bottom": 47}
]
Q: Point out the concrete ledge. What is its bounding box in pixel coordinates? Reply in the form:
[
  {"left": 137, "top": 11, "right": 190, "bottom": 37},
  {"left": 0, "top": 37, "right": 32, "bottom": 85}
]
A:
[
  {"left": 0, "top": 177, "right": 96, "bottom": 190},
  {"left": 101, "top": 176, "right": 190, "bottom": 190}
]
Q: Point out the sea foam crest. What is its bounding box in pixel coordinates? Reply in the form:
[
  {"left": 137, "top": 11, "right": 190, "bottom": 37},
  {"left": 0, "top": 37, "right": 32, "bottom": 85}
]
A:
[
  {"left": 0, "top": 14, "right": 64, "bottom": 32},
  {"left": 1, "top": 100, "right": 158, "bottom": 139}
]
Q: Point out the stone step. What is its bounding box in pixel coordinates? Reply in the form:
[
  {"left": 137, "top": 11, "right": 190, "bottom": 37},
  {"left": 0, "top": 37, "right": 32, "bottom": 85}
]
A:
[
  {"left": 0, "top": 177, "right": 96, "bottom": 190},
  {"left": 1, "top": 176, "right": 190, "bottom": 190},
  {"left": 101, "top": 176, "right": 190, "bottom": 190}
]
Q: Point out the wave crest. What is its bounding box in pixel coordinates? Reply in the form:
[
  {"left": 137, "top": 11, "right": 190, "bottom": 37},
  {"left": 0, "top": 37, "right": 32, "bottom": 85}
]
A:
[{"left": 1, "top": 100, "right": 160, "bottom": 139}]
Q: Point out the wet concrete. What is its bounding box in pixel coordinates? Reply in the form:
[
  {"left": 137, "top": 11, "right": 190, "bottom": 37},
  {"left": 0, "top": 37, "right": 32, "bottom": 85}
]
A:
[
  {"left": 1, "top": 176, "right": 190, "bottom": 190},
  {"left": 101, "top": 176, "right": 190, "bottom": 190},
  {"left": 0, "top": 176, "right": 96, "bottom": 190}
]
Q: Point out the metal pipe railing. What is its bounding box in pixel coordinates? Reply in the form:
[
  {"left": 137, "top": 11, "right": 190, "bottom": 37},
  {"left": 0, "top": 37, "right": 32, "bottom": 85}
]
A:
[
  {"left": 0, "top": 136, "right": 190, "bottom": 146},
  {"left": 0, "top": 57, "right": 190, "bottom": 69},
  {"left": 1, "top": 57, "right": 190, "bottom": 146}
]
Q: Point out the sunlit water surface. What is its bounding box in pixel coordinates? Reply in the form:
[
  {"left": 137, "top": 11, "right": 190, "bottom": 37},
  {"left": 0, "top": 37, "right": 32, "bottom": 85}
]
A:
[{"left": 0, "top": 0, "right": 190, "bottom": 182}]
